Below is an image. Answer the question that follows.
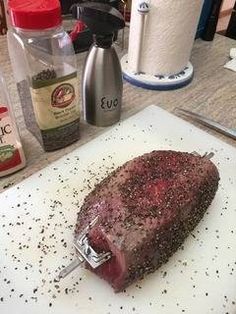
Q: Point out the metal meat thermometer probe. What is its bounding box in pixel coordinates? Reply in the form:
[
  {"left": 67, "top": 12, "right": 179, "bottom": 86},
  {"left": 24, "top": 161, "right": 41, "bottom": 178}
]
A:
[{"left": 55, "top": 217, "right": 111, "bottom": 282}]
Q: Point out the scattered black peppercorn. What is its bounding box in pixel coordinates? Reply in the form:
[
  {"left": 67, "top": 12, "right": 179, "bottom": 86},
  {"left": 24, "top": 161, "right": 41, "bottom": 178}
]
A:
[{"left": 32, "top": 69, "right": 57, "bottom": 82}]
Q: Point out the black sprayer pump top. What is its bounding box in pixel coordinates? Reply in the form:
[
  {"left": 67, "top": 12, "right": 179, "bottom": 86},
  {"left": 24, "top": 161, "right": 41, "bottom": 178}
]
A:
[{"left": 71, "top": 2, "right": 125, "bottom": 48}]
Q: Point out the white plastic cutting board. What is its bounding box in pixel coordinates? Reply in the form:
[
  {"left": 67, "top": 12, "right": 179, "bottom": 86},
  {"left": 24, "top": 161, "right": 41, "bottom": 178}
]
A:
[{"left": 1, "top": 105, "right": 236, "bottom": 314}]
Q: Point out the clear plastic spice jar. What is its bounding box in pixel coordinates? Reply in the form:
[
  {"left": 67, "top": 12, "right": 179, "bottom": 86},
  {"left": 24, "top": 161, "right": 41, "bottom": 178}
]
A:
[
  {"left": 7, "top": 0, "right": 80, "bottom": 152},
  {"left": 0, "top": 68, "right": 26, "bottom": 177}
]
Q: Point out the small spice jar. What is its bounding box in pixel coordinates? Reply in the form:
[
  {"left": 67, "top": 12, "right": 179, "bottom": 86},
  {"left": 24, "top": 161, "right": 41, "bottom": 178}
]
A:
[
  {"left": 7, "top": 0, "right": 80, "bottom": 152},
  {"left": 0, "top": 69, "right": 26, "bottom": 177}
]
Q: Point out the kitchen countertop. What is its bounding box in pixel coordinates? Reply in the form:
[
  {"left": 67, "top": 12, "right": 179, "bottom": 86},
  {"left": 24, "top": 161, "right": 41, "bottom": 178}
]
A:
[{"left": 0, "top": 31, "right": 236, "bottom": 192}]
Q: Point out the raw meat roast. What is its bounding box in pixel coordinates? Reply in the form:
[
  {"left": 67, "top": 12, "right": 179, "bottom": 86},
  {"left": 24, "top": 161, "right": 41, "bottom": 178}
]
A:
[{"left": 75, "top": 150, "right": 219, "bottom": 292}]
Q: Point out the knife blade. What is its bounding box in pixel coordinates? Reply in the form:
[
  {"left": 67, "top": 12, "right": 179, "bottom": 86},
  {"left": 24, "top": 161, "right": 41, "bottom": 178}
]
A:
[{"left": 175, "top": 107, "right": 236, "bottom": 140}]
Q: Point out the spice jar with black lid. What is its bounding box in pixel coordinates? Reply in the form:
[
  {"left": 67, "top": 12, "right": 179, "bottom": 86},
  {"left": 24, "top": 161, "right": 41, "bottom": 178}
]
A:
[{"left": 7, "top": 0, "right": 80, "bottom": 151}]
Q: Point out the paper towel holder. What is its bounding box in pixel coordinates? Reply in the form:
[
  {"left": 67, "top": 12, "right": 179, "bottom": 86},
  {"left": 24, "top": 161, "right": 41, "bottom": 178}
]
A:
[{"left": 121, "top": 0, "right": 197, "bottom": 90}]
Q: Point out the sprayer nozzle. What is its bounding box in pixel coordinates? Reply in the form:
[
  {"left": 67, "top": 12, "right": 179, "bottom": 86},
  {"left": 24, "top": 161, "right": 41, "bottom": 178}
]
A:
[{"left": 71, "top": 2, "right": 125, "bottom": 36}]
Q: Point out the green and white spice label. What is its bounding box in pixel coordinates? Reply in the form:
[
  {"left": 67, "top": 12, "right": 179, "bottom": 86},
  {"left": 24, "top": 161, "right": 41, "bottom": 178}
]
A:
[{"left": 30, "top": 72, "right": 79, "bottom": 130}]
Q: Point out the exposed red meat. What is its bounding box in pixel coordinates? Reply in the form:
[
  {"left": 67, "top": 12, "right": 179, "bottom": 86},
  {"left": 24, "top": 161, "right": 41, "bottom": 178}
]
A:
[{"left": 75, "top": 150, "right": 219, "bottom": 292}]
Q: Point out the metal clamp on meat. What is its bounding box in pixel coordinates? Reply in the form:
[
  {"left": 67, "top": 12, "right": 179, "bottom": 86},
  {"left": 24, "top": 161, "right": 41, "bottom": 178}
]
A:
[{"left": 55, "top": 217, "right": 112, "bottom": 282}]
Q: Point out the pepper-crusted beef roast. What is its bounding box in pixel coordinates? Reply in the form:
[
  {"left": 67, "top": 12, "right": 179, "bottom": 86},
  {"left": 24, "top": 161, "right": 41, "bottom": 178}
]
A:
[{"left": 75, "top": 150, "right": 219, "bottom": 292}]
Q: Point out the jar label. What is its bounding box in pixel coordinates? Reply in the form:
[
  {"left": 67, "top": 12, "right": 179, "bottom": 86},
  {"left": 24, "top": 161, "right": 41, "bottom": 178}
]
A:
[
  {"left": 30, "top": 72, "right": 80, "bottom": 130},
  {"left": 0, "top": 106, "right": 22, "bottom": 171}
]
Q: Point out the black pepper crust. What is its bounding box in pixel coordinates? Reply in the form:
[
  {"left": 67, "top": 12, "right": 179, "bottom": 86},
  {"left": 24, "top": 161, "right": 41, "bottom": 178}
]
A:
[{"left": 75, "top": 150, "right": 220, "bottom": 292}]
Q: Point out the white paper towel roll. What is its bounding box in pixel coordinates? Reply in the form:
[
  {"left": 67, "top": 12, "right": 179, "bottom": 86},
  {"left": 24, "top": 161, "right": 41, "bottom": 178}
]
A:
[{"left": 128, "top": 0, "right": 204, "bottom": 76}]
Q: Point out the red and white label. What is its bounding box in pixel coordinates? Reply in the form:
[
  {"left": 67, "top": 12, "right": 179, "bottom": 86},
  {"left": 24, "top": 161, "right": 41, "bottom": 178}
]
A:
[{"left": 0, "top": 105, "right": 22, "bottom": 172}]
